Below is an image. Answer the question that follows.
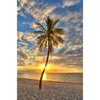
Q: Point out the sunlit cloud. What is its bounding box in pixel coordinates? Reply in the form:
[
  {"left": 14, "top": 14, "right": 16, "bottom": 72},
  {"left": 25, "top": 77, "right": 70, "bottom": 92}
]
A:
[
  {"left": 17, "top": 31, "right": 24, "bottom": 40},
  {"left": 62, "top": 0, "right": 80, "bottom": 7}
]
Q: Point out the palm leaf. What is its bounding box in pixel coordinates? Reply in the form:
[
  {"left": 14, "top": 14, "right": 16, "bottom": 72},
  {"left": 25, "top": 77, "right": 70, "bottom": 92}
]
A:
[
  {"left": 33, "top": 31, "right": 44, "bottom": 34},
  {"left": 36, "top": 23, "right": 46, "bottom": 31},
  {"left": 39, "top": 39, "right": 45, "bottom": 52},
  {"left": 46, "top": 17, "right": 54, "bottom": 31},
  {"left": 37, "top": 40, "right": 41, "bottom": 45},
  {"left": 51, "top": 37, "right": 58, "bottom": 47},
  {"left": 54, "top": 28, "right": 64, "bottom": 35},
  {"left": 37, "top": 35, "right": 46, "bottom": 46},
  {"left": 37, "top": 35, "right": 46, "bottom": 40},
  {"left": 56, "top": 36, "right": 64, "bottom": 44},
  {"left": 51, "top": 34, "right": 64, "bottom": 44},
  {"left": 53, "top": 20, "right": 59, "bottom": 26}
]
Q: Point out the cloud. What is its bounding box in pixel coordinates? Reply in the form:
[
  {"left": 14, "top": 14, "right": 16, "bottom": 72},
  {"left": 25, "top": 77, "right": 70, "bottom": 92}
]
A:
[
  {"left": 18, "top": 41, "right": 28, "bottom": 46},
  {"left": 18, "top": 0, "right": 56, "bottom": 22},
  {"left": 17, "top": 31, "right": 24, "bottom": 40},
  {"left": 23, "top": 32, "right": 36, "bottom": 42},
  {"left": 17, "top": 51, "right": 27, "bottom": 59},
  {"left": 17, "top": 0, "right": 29, "bottom": 11},
  {"left": 17, "top": 11, "right": 26, "bottom": 17},
  {"left": 30, "top": 22, "right": 38, "bottom": 28},
  {"left": 62, "top": 0, "right": 80, "bottom": 7},
  {"left": 17, "top": 31, "right": 36, "bottom": 43},
  {"left": 17, "top": 32, "right": 39, "bottom": 66},
  {"left": 17, "top": 49, "right": 28, "bottom": 66},
  {"left": 40, "top": 47, "right": 83, "bottom": 70},
  {"left": 50, "top": 8, "right": 83, "bottom": 53}
]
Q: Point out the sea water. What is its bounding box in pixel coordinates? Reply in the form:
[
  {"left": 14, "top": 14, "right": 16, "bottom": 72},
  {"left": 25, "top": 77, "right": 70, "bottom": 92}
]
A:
[{"left": 18, "top": 73, "right": 83, "bottom": 83}]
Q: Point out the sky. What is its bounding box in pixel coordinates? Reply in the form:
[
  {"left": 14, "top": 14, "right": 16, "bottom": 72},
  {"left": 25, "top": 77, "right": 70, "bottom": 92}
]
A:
[{"left": 17, "top": 0, "right": 83, "bottom": 73}]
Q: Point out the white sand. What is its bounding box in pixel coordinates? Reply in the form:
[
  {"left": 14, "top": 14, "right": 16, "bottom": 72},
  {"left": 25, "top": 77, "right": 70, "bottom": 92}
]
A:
[{"left": 17, "top": 78, "right": 83, "bottom": 100}]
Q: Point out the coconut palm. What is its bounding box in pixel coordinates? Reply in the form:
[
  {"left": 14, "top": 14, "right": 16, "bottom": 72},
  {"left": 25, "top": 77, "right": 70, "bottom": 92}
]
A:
[{"left": 33, "top": 17, "right": 64, "bottom": 90}]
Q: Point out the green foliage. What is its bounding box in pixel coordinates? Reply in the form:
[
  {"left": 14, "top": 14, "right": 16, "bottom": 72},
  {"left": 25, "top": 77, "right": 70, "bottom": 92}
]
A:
[{"left": 33, "top": 17, "right": 64, "bottom": 53}]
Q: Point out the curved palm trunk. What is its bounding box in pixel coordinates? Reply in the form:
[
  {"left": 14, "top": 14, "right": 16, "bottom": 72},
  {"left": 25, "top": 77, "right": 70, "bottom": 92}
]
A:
[{"left": 39, "top": 48, "right": 50, "bottom": 89}]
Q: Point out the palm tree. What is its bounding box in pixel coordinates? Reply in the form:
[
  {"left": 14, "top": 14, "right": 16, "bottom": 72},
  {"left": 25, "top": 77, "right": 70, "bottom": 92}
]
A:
[{"left": 33, "top": 17, "right": 64, "bottom": 90}]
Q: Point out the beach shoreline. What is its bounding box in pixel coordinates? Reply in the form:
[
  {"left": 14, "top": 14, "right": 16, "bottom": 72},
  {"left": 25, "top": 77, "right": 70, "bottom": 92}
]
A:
[
  {"left": 18, "top": 77, "right": 83, "bottom": 85},
  {"left": 17, "top": 78, "right": 83, "bottom": 100}
]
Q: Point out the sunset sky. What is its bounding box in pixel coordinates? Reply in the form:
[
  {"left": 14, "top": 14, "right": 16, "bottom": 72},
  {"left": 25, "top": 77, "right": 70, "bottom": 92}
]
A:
[{"left": 17, "top": 0, "right": 83, "bottom": 73}]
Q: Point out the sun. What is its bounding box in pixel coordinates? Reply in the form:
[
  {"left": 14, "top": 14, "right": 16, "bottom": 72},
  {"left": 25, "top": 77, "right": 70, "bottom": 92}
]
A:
[
  {"left": 39, "top": 63, "right": 56, "bottom": 73},
  {"left": 40, "top": 64, "right": 52, "bottom": 71}
]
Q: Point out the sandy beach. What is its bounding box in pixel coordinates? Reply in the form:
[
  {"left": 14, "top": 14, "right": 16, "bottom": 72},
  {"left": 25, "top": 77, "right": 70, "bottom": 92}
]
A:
[{"left": 17, "top": 78, "right": 83, "bottom": 100}]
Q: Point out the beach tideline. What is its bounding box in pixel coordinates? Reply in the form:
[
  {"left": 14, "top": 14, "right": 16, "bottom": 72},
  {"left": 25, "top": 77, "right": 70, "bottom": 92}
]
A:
[{"left": 17, "top": 78, "right": 83, "bottom": 100}]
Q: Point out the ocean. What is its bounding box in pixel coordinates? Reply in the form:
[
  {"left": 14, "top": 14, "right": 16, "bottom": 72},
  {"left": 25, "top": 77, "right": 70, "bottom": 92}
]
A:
[{"left": 17, "top": 73, "right": 83, "bottom": 83}]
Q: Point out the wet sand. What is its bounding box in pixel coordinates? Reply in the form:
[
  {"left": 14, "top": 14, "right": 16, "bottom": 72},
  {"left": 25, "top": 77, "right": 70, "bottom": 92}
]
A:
[{"left": 17, "top": 78, "right": 83, "bottom": 100}]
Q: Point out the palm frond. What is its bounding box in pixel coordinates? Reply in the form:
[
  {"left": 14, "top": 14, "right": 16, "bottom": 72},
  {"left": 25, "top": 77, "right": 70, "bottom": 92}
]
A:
[
  {"left": 53, "top": 20, "right": 59, "bottom": 26},
  {"left": 39, "top": 39, "right": 45, "bottom": 52},
  {"left": 46, "top": 17, "right": 54, "bottom": 31},
  {"left": 54, "top": 28, "right": 64, "bottom": 35},
  {"left": 37, "top": 35, "right": 46, "bottom": 40},
  {"left": 36, "top": 35, "right": 46, "bottom": 46},
  {"left": 56, "top": 36, "right": 64, "bottom": 44},
  {"left": 51, "top": 34, "right": 64, "bottom": 44},
  {"left": 33, "top": 31, "right": 44, "bottom": 34},
  {"left": 37, "top": 40, "right": 41, "bottom": 45},
  {"left": 36, "top": 23, "right": 46, "bottom": 31},
  {"left": 51, "top": 37, "right": 58, "bottom": 47}
]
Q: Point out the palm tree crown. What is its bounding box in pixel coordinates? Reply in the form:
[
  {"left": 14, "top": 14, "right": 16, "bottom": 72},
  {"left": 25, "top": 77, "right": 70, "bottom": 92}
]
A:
[{"left": 33, "top": 17, "right": 64, "bottom": 53}]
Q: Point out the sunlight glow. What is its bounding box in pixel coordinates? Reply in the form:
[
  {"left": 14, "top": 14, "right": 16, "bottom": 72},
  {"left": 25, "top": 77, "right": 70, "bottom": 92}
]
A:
[
  {"left": 17, "top": 63, "right": 83, "bottom": 73},
  {"left": 43, "top": 73, "right": 46, "bottom": 80},
  {"left": 42, "top": 65, "right": 45, "bottom": 69},
  {"left": 39, "top": 63, "right": 54, "bottom": 71}
]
